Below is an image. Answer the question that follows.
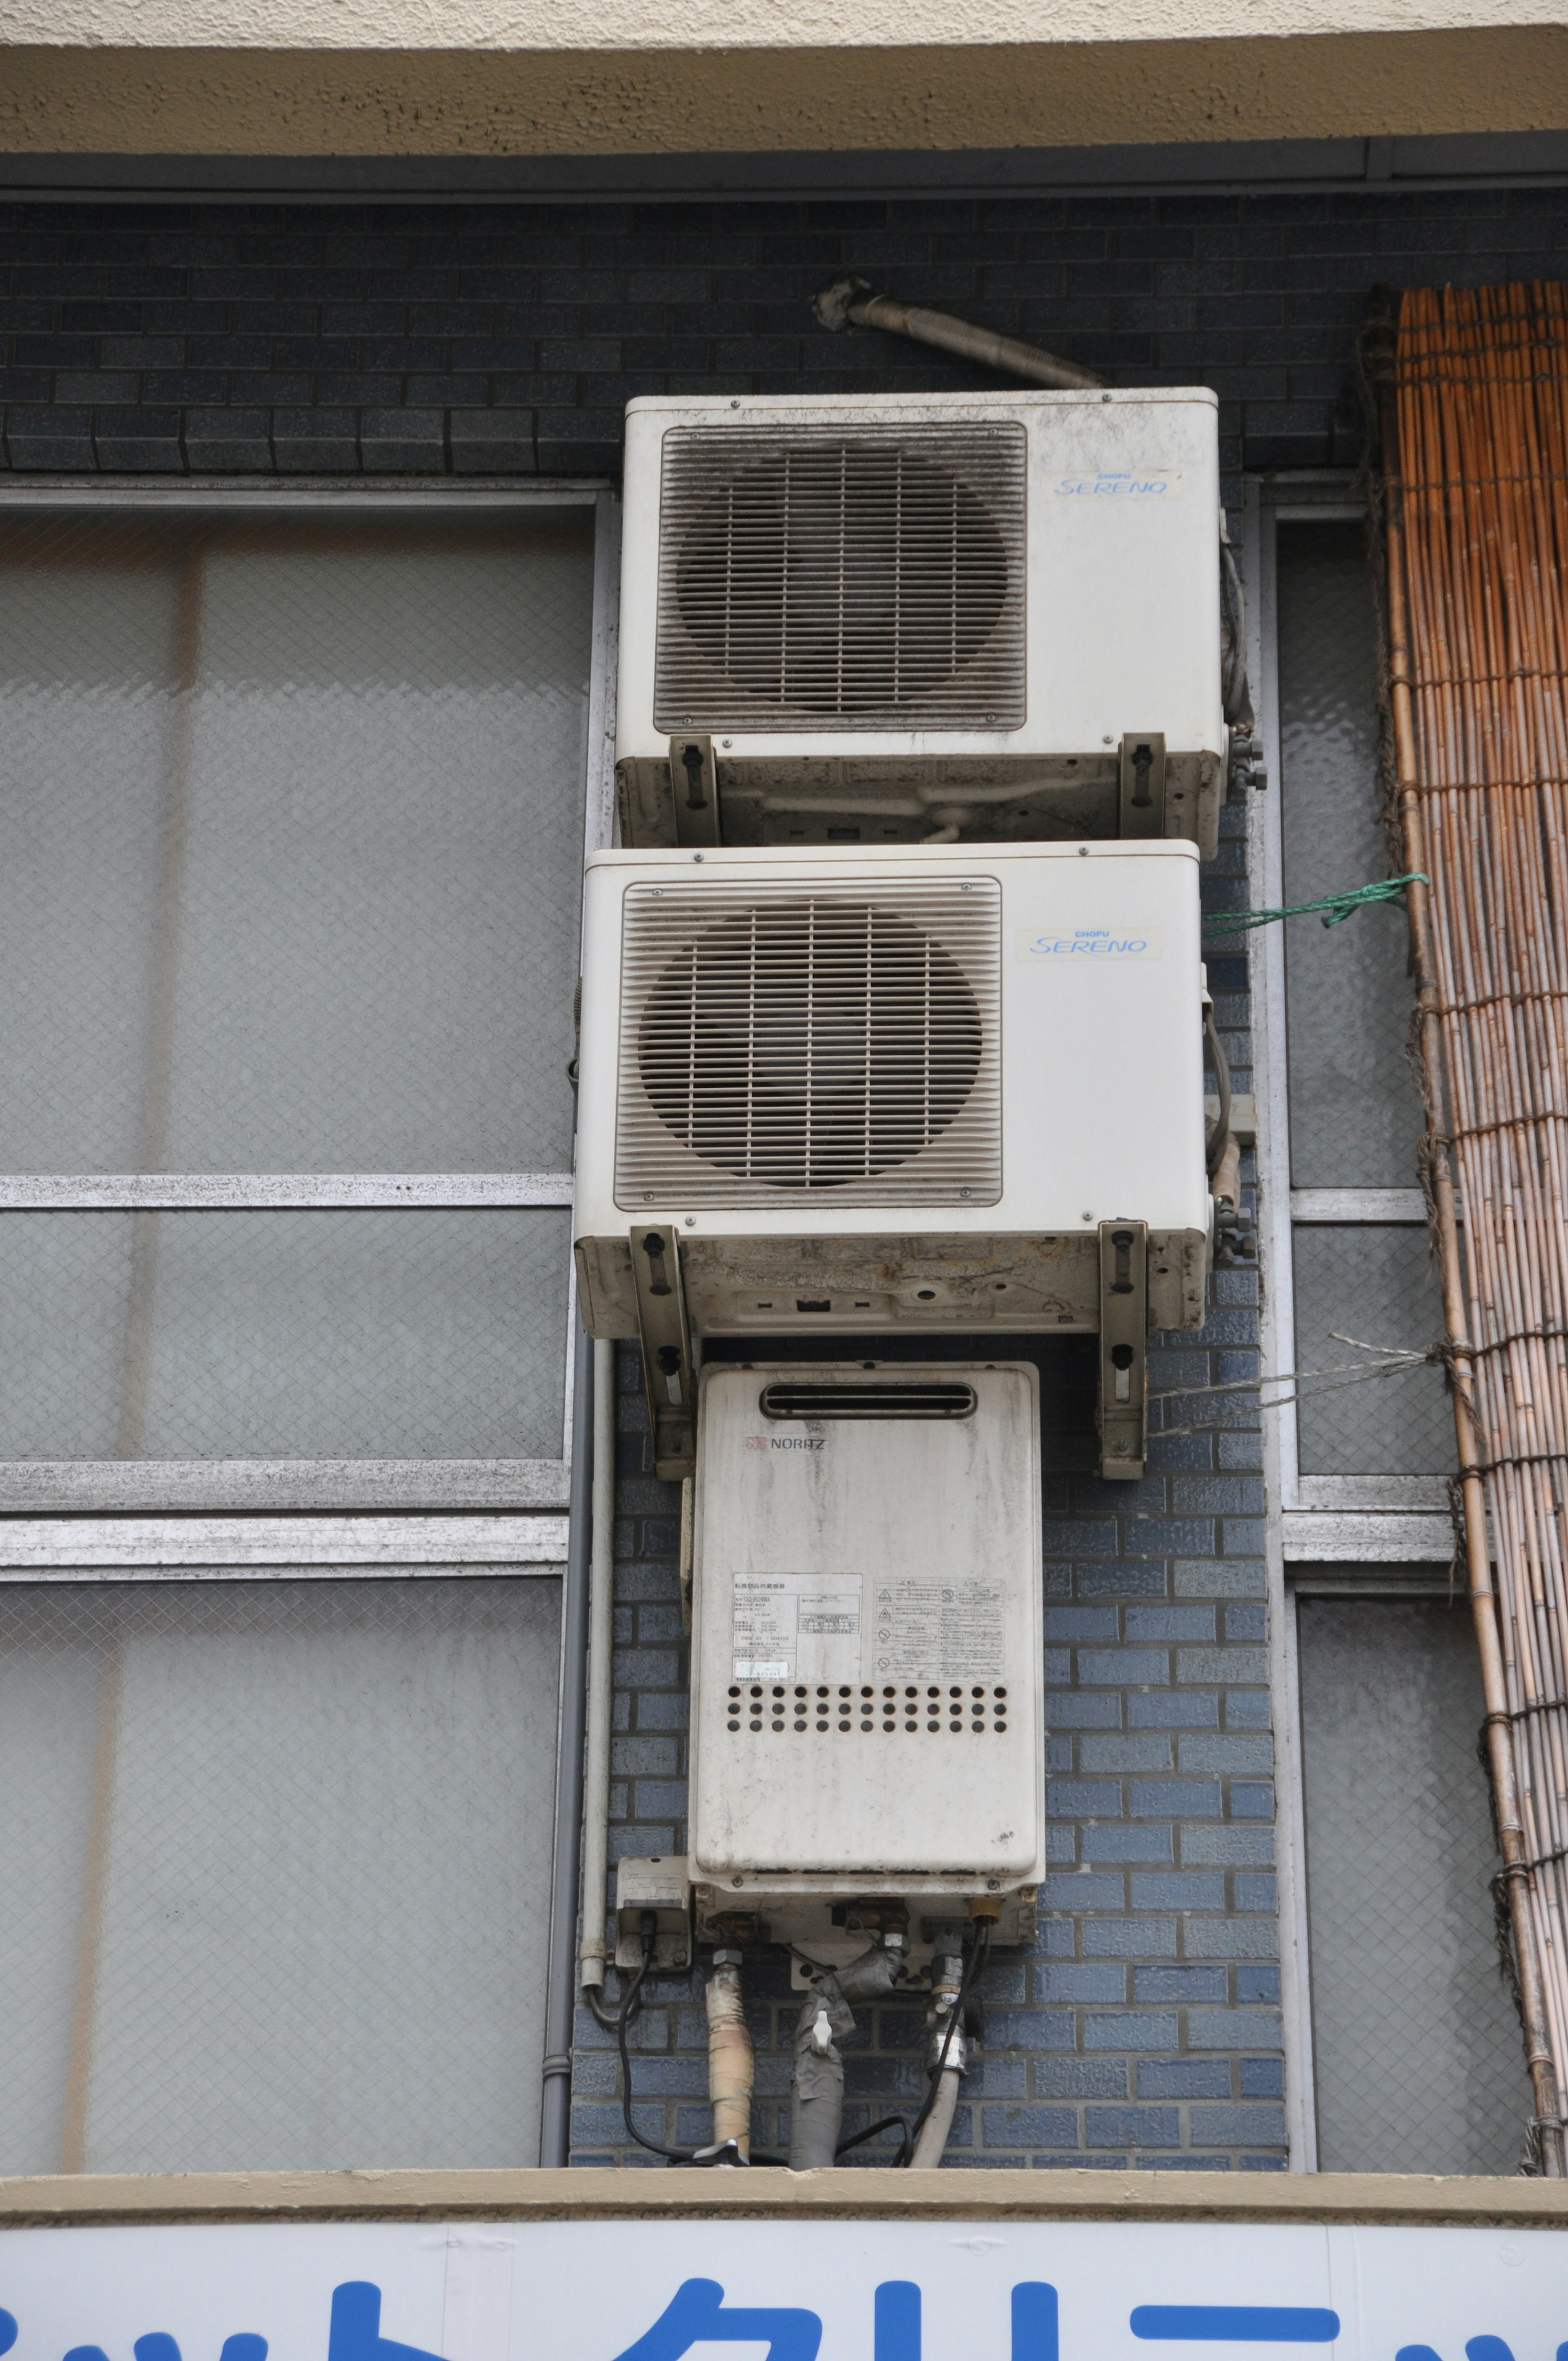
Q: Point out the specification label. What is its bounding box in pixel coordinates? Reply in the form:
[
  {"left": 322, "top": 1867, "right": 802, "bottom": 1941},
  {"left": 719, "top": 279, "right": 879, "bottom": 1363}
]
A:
[
  {"left": 732, "top": 1573, "right": 863, "bottom": 1683},
  {"left": 869, "top": 1579, "right": 1005, "bottom": 1680}
]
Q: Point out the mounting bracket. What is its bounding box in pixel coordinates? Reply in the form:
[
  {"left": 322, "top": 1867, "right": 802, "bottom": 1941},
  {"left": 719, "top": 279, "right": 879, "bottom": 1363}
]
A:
[
  {"left": 1119, "top": 731, "right": 1167, "bottom": 839},
  {"left": 1098, "top": 1218, "right": 1149, "bottom": 1481},
  {"left": 631, "top": 1223, "right": 697, "bottom": 1479},
  {"left": 669, "top": 733, "right": 722, "bottom": 847}
]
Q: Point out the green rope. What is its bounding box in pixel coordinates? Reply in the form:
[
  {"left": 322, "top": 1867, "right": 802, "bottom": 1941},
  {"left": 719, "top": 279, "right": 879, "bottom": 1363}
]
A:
[{"left": 1202, "top": 871, "right": 1428, "bottom": 935}]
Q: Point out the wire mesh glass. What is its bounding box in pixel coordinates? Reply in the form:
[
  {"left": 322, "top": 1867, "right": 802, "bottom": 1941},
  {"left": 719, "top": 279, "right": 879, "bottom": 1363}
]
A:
[
  {"left": 0, "top": 512, "right": 595, "bottom": 1174},
  {"left": 1298, "top": 1595, "right": 1529, "bottom": 2174},
  {"left": 0, "top": 1575, "right": 561, "bottom": 2174},
  {"left": 0, "top": 1209, "right": 570, "bottom": 1459},
  {"left": 1293, "top": 1223, "right": 1455, "bottom": 1476},
  {"left": 1277, "top": 520, "right": 1424, "bottom": 1188}
]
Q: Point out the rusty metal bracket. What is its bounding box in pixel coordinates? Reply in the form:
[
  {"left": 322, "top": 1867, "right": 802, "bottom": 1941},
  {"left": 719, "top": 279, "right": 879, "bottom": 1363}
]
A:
[
  {"left": 631, "top": 1223, "right": 696, "bottom": 1479},
  {"left": 1098, "top": 1218, "right": 1149, "bottom": 1480},
  {"left": 1119, "top": 731, "right": 1167, "bottom": 840},
  {"left": 669, "top": 733, "right": 722, "bottom": 847}
]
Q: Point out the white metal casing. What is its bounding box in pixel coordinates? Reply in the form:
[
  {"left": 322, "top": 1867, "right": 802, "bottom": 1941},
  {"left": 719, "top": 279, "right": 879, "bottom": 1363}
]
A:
[
  {"left": 616, "top": 387, "right": 1225, "bottom": 798},
  {"left": 688, "top": 1360, "right": 1045, "bottom": 1892},
  {"left": 573, "top": 840, "right": 1211, "bottom": 1338}
]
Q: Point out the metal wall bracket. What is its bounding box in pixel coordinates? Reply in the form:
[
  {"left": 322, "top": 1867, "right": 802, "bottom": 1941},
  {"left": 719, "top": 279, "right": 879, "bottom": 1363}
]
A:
[
  {"left": 1119, "top": 731, "right": 1167, "bottom": 839},
  {"left": 631, "top": 1223, "right": 697, "bottom": 1479},
  {"left": 1098, "top": 1218, "right": 1149, "bottom": 1481},
  {"left": 668, "top": 733, "right": 722, "bottom": 847}
]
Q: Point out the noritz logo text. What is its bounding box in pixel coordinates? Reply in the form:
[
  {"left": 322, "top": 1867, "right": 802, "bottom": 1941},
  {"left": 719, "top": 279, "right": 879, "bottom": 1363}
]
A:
[
  {"left": 745, "top": 1434, "right": 825, "bottom": 1451},
  {"left": 1016, "top": 927, "right": 1162, "bottom": 962}
]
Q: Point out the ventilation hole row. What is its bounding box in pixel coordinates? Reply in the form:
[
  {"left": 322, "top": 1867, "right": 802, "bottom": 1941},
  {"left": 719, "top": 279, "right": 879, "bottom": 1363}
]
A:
[{"left": 726, "top": 1680, "right": 1008, "bottom": 1735}]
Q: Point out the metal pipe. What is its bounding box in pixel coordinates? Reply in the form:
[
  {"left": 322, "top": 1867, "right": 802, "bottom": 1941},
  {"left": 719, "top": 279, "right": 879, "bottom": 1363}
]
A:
[
  {"left": 578, "top": 1339, "right": 617, "bottom": 1999},
  {"left": 1373, "top": 281, "right": 1566, "bottom": 2175},
  {"left": 539, "top": 1323, "right": 595, "bottom": 2166},
  {"left": 814, "top": 275, "right": 1103, "bottom": 392}
]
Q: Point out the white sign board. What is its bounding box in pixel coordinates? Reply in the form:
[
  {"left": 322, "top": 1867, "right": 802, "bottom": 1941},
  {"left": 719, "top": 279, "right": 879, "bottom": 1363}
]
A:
[{"left": 0, "top": 2218, "right": 1561, "bottom": 2361}]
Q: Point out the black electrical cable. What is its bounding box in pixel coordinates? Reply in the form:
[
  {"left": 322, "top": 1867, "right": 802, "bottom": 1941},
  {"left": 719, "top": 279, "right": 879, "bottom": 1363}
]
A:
[
  {"left": 835, "top": 2114, "right": 913, "bottom": 2166},
  {"left": 901, "top": 1922, "right": 991, "bottom": 2166}
]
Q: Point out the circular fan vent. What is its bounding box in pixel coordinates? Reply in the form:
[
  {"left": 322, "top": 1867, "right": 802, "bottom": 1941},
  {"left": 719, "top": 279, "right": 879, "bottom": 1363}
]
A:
[
  {"left": 637, "top": 898, "right": 982, "bottom": 1190},
  {"left": 673, "top": 439, "right": 1011, "bottom": 718}
]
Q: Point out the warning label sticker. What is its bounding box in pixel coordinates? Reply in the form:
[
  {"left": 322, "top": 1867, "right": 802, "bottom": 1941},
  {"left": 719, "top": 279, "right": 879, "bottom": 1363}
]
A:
[
  {"left": 732, "top": 1573, "right": 863, "bottom": 1684},
  {"left": 869, "top": 1579, "right": 1005, "bottom": 1681}
]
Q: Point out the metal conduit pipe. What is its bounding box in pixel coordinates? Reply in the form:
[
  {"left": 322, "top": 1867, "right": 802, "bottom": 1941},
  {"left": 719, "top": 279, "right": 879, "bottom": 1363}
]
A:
[
  {"left": 539, "top": 1323, "right": 595, "bottom": 2166},
  {"left": 814, "top": 276, "right": 1105, "bottom": 392},
  {"left": 578, "top": 1339, "right": 618, "bottom": 2005}
]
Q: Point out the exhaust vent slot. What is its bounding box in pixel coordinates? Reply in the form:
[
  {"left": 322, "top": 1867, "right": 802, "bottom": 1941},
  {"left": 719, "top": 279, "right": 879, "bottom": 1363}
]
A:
[
  {"left": 615, "top": 876, "right": 1001, "bottom": 1208},
  {"left": 760, "top": 1382, "right": 978, "bottom": 1420},
  {"left": 653, "top": 423, "right": 1027, "bottom": 733}
]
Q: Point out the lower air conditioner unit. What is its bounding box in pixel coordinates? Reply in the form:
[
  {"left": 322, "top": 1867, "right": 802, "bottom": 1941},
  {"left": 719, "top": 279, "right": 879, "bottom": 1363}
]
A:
[
  {"left": 573, "top": 839, "right": 1211, "bottom": 1348},
  {"left": 686, "top": 1357, "right": 1044, "bottom": 1964},
  {"left": 614, "top": 388, "right": 1227, "bottom": 858}
]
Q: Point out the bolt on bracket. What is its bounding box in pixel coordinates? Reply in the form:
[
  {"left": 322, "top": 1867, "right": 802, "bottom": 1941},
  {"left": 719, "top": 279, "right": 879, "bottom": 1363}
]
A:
[
  {"left": 1098, "top": 1217, "right": 1149, "bottom": 1481},
  {"left": 1119, "top": 731, "right": 1167, "bottom": 839}
]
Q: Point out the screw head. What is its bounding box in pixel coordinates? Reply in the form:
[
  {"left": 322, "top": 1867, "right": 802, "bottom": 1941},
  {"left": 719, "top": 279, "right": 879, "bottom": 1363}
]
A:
[{"left": 684, "top": 1215, "right": 696, "bottom": 1227}]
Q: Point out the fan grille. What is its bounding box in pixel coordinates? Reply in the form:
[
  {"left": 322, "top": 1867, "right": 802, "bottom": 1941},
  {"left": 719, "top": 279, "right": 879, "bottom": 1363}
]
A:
[
  {"left": 615, "top": 878, "right": 1002, "bottom": 1208},
  {"left": 653, "top": 424, "right": 1027, "bottom": 733}
]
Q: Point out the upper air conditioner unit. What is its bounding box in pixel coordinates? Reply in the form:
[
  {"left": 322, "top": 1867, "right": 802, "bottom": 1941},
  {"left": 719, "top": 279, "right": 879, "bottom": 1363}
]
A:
[
  {"left": 615, "top": 389, "right": 1227, "bottom": 858},
  {"left": 574, "top": 839, "right": 1211, "bottom": 1397}
]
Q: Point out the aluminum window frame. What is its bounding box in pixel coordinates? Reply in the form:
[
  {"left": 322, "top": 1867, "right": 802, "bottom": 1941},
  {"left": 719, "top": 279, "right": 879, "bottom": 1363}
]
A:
[
  {"left": 0, "top": 475, "right": 619, "bottom": 1518},
  {"left": 1246, "top": 474, "right": 1461, "bottom": 2175}
]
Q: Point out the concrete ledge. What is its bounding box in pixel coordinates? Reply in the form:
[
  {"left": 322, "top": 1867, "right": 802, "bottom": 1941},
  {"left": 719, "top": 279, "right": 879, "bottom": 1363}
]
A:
[
  {"left": 0, "top": 28, "right": 1566, "bottom": 163},
  {"left": 2, "top": 2168, "right": 1567, "bottom": 2228}
]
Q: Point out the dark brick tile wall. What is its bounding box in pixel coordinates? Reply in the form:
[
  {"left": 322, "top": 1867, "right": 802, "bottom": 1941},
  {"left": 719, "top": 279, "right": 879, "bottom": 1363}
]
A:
[{"left": 3, "top": 187, "right": 1568, "bottom": 488}]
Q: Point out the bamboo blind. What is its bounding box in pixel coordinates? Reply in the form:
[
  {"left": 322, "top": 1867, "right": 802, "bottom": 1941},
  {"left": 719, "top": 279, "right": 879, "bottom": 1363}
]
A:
[{"left": 1383, "top": 282, "right": 1568, "bottom": 2172}]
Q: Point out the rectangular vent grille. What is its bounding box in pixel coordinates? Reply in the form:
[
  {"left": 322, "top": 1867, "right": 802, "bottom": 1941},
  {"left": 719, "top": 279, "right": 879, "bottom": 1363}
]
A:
[
  {"left": 653, "top": 422, "right": 1028, "bottom": 734},
  {"left": 614, "top": 876, "right": 1002, "bottom": 1209}
]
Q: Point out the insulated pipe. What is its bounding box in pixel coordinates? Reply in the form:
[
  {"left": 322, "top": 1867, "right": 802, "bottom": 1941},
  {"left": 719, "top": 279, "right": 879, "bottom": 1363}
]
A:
[
  {"left": 814, "top": 276, "right": 1104, "bottom": 393},
  {"left": 909, "top": 2054, "right": 964, "bottom": 2169},
  {"left": 909, "top": 1947, "right": 967, "bottom": 2168},
  {"left": 578, "top": 1339, "right": 618, "bottom": 1999},
  {"left": 706, "top": 1950, "right": 754, "bottom": 2161},
  {"left": 539, "top": 1323, "right": 595, "bottom": 2166},
  {"left": 788, "top": 1940, "right": 905, "bottom": 2169}
]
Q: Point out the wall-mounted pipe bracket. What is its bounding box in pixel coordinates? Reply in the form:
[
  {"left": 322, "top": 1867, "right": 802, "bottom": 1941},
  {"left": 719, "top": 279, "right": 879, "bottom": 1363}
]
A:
[
  {"left": 1098, "top": 1218, "right": 1149, "bottom": 1481},
  {"left": 632, "top": 1223, "right": 697, "bottom": 1479}
]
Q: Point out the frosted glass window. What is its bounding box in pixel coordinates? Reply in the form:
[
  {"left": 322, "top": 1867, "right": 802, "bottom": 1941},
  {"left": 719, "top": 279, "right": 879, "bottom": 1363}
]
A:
[
  {"left": 0, "top": 1209, "right": 570, "bottom": 1460},
  {"left": 1292, "top": 1223, "right": 1454, "bottom": 1477},
  {"left": 0, "top": 1577, "right": 562, "bottom": 2174},
  {"left": 1277, "top": 521, "right": 1423, "bottom": 1187},
  {"left": 1299, "top": 1596, "right": 1529, "bottom": 2173},
  {"left": 0, "top": 513, "right": 595, "bottom": 1174}
]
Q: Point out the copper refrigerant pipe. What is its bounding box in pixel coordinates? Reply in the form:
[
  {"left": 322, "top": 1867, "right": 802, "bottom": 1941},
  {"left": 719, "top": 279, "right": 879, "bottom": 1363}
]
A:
[{"left": 1376, "top": 281, "right": 1568, "bottom": 2174}]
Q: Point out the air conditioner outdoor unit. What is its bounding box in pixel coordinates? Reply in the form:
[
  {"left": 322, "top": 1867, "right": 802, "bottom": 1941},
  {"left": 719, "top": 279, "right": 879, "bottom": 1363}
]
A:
[
  {"left": 615, "top": 388, "right": 1227, "bottom": 858},
  {"left": 573, "top": 836, "right": 1210, "bottom": 1348},
  {"left": 686, "top": 1357, "right": 1045, "bottom": 1961}
]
